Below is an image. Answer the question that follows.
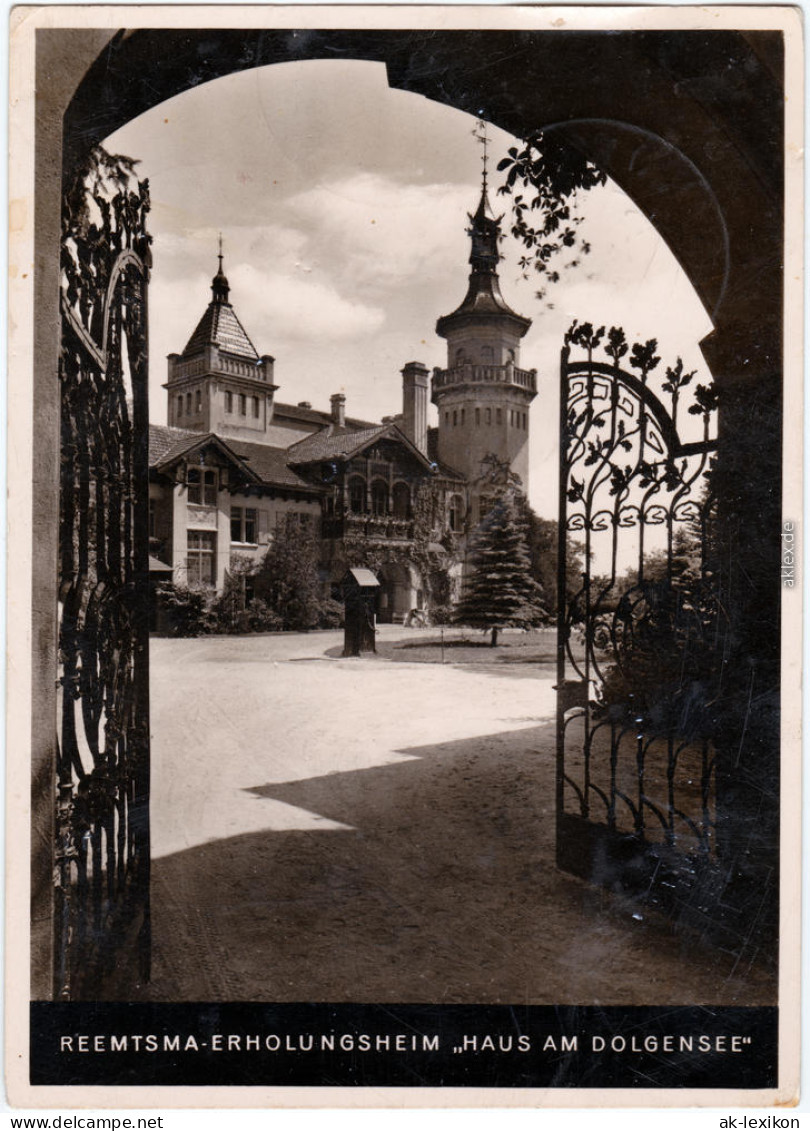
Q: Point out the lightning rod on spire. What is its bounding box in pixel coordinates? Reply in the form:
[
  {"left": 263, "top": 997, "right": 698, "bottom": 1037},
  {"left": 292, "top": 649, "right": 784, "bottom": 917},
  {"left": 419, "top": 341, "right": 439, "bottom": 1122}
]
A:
[
  {"left": 472, "top": 119, "right": 489, "bottom": 190},
  {"left": 217, "top": 231, "right": 223, "bottom": 272}
]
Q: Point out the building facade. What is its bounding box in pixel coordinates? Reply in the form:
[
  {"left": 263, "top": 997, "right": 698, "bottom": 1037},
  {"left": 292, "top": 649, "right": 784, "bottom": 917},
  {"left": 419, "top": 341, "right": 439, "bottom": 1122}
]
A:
[{"left": 149, "top": 182, "right": 536, "bottom": 622}]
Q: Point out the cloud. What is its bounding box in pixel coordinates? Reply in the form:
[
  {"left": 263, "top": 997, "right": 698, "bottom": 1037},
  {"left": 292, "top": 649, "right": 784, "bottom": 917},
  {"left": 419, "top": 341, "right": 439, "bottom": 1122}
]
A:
[
  {"left": 287, "top": 173, "right": 473, "bottom": 292},
  {"left": 225, "top": 263, "right": 385, "bottom": 342}
]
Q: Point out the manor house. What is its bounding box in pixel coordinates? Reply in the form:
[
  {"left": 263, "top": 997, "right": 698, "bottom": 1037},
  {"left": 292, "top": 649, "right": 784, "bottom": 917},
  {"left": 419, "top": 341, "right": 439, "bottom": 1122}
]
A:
[{"left": 148, "top": 181, "right": 538, "bottom": 621}]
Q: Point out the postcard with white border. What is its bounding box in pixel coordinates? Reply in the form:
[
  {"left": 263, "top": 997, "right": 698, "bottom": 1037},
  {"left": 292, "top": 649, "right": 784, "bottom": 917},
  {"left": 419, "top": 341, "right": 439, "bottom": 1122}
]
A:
[{"left": 6, "top": 3, "right": 803, "bottom": 1108}]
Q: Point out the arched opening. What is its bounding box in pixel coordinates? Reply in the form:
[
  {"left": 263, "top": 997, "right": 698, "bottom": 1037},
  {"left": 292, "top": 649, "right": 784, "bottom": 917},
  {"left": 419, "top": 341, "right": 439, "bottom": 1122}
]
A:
[
  {"left": 38, "top": 24, "right": 785, "bottom": 1013},
  {"left": 376, "top": 561, "right": 414, "bottom": 625},
  {"left": 392, "top": 481, "right": 411, "bottom": 520},
  {"left": 348, "top": 475, "right": 366, "bottom": 515},
  {"left": 370, "top": 479, "right": 388, "bottom": 517}
]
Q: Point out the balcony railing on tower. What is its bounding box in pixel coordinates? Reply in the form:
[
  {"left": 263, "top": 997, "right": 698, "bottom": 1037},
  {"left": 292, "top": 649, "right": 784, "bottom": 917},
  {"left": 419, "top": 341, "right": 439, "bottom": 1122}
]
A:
[{"left": 432, "top": 362, "right": 537, "bottom": 394}]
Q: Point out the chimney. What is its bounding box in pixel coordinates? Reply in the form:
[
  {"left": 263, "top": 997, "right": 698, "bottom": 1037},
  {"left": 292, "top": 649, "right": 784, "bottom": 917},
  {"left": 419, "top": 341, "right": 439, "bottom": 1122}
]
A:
[
  {"left": 330, "top": 393, "right": 346, "bottom": 428},
  {"left": 401, "top": 362, "right": 429, "bottom": 454}
]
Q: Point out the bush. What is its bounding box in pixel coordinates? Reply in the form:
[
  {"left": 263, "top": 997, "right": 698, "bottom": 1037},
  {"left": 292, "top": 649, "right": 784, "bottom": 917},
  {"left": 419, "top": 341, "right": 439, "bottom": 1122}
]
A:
[
  {"left": 158, "top": 583, "right": 216, "bottom": 637},
  {"left": 429, "top": 603, "right": 454, "bottom": 626},
  {"left": 317, "top": 598, "right": 345, "bottom": 629},
  {"left": 246, "top": 598, "right": 284, "bottom": 633}
]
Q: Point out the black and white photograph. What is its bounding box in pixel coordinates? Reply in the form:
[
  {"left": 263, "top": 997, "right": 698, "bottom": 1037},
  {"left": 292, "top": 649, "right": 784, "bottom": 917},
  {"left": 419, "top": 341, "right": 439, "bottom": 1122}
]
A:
[{"left": 6, "top": 4, "right": 802, "bottom": 1107}]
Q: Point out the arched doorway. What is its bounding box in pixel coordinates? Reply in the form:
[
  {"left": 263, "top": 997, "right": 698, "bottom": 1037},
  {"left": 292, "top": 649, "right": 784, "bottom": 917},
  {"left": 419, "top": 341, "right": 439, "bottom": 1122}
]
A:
[
  {"left": 34, "top": 20, "right": 786, "bottom": 1000},
  {"left": 376, "top": 561, "right": 416, "bottom": 625}
]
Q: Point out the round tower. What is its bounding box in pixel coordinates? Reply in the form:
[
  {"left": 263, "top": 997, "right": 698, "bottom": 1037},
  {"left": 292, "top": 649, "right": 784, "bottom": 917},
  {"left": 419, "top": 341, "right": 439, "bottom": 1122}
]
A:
[{"left": 432, "top": 178, "right": 537, "bottom": 498}]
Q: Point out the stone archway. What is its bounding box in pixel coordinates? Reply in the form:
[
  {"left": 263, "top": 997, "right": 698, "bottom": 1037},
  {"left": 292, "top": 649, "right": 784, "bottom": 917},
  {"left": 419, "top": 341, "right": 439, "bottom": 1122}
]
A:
[{"left": 33, "top": 22, "right": 786, "bottom": 995}]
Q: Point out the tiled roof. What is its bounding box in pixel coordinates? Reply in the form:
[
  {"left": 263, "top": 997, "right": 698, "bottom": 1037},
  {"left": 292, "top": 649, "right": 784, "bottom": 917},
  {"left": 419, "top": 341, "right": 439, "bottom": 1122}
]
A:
[
  {"left": 287, "top": 425, "right": 388, "bottom": 464},
  {"left": 149, "top": 423, "right": 200, "bottom": 464},
  {"left": 182, "top": 301, "right": 259, "bottom": 361},
  {"left": 149, "top": 425, "right": 322, "bottom": 494},
  {"left": 226, "top": 438, "right": 324, "bottom": 493},
  {"left": 436, "top": 274, "right": 531, "bottom": 333},
  {"left": 274, "top": 401, "right": 378, "bottom": 430}
]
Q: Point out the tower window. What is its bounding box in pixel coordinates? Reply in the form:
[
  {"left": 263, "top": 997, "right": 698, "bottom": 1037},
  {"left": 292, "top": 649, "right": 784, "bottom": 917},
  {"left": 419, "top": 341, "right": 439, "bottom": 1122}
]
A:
[
  {"left": 196, "top": 388, "right": 202, "bottom": 411},
  {"left": 187, "top": 467, "right": 217, "bottom": 506},
  {"left": 522, "top": 413, "right": 527, "bottom": 429},
  {"left": 252, "top": 396, "right": 260, "bottom": 418},
  {"left": 225, "top": 391, "right": 233, "bottom": 412},
  {"left": 239, "top": 394, "right": 247, "bottom": 416},
  {"left": 449, "top": 494, "right": 464, "bottom": 533},
  {"left": 481, "top": 346, "right": 493, "bottom": 362},
  {"left": 485, "top": 407, "right": 491, "bottom": 425},
  {"left": 177, "top": 395, "right": 183, "bottom": 418},
  {"left": 475, "top": 407, "right": 480, "bottom": 426},
  {"left": 453, "top": 410, "right": 457, "bottom": 426},
  {"left": 461, "top": 408, "right": 465, "bottom": 425},
  {"left": 445, "top": 412, "right": 449, "bottom": 425},
  {"left": 186, "top": 392, "right": 192, "bottom": 414},
  {"left": 496, "top": 408, "right": 502, "bottom": 424}
]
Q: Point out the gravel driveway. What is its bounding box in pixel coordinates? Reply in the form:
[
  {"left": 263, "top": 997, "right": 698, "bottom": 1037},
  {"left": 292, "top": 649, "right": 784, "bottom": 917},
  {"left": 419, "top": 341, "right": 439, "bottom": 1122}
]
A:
[{"left": 131, "top": 627, "right": 776, "bottom": 1005}]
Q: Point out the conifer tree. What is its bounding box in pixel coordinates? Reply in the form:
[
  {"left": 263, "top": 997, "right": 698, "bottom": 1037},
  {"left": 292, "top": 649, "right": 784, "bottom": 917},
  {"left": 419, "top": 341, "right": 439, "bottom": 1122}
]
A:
[{"left": 454, "top": 494, "right": 546, "bottom": 646}]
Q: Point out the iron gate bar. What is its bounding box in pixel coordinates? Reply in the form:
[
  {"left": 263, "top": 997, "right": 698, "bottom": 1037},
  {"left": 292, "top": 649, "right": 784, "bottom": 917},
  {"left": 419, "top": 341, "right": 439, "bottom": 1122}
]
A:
[{"left": 56, "top": 146, "right": 152, "bottom": 999}]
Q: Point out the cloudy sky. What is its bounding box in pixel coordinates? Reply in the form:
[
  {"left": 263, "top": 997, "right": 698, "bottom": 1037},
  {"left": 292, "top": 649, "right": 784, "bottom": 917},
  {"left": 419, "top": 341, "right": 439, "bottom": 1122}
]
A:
[{"left": 106, "top": 58, "right": 714, "bottom": 518}]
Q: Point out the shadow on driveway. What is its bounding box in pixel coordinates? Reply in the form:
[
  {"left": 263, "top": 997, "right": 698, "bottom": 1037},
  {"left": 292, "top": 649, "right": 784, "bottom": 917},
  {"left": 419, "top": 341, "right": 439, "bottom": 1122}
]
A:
[{"left": 130, "top": 718, "right": 776, "bottom": 1006}]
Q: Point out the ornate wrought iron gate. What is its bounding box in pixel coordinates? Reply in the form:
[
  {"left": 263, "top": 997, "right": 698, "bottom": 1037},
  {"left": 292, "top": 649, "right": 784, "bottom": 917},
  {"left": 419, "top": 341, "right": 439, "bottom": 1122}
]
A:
[
  {"left": 555, "top": 322, "right": 720, "bottom": 915},
  {"left": 56, "top": 147, "right": 152, "bottom": 998}
]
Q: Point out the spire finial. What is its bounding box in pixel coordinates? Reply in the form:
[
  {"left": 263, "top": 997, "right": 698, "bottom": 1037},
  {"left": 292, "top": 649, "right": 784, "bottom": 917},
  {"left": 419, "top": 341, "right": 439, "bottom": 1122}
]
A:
[{"left": 212, "top": 231, "right": 230, "bottom": 303}]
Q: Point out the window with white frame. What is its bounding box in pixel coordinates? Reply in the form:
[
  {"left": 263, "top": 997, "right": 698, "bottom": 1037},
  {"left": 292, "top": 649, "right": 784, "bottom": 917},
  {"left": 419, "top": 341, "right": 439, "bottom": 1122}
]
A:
[
  {"left": 231, "top": 505, "right": 258, "bottom": 544},
  {"left": 187, "top": 530, "right": 216, "bottom": 585}
]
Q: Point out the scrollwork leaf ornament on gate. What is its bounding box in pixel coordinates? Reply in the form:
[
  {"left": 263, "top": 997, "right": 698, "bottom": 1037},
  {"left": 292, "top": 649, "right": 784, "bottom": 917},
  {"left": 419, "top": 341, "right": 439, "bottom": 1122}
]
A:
[{"left": 556, "top": 320, "right": 721, "bottom": 919}]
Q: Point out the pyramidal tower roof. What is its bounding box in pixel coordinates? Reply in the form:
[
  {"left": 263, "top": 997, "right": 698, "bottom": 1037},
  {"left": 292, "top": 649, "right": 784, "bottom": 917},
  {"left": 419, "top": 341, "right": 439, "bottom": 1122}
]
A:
[{"left": 181, "top": 247, "right": 260, "bottom": 361}]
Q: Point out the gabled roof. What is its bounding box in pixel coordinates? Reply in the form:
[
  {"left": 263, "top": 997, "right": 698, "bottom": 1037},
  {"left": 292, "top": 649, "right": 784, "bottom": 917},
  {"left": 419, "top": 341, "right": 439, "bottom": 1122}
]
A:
[
  {"left": 287, "top": 425, "right": 387, "bottom": 463},
  {"left": 148, "top": 424, "right": 323, "bottom": 495},
  {"left": 181, "top": 301, "right": 260, "bottom": 361},
  {"left": 149, "top": 423, "right": 199, "bottom": 464},
  {"left": 287, "top": 422, "right": 434, "bottom": 471},
  {"left": 150, "top": 426, "right": 261, "bottom": 484}
]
